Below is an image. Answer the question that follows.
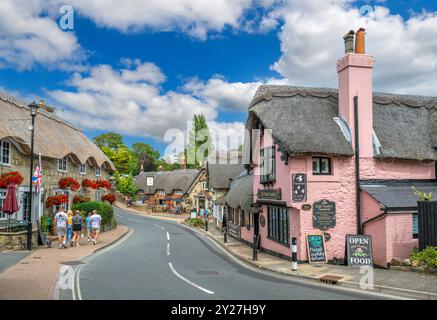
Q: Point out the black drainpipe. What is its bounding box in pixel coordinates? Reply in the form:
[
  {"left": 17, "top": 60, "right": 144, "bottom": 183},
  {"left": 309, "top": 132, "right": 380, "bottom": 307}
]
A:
[{"left": 354, "top": 96, "right": 362, "bottom": 234}]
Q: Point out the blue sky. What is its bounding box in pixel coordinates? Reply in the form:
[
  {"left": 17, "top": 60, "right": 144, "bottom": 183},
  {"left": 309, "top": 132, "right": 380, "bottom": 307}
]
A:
[{"left": 1, "top": 0, "right": 436, "bottom": 159}]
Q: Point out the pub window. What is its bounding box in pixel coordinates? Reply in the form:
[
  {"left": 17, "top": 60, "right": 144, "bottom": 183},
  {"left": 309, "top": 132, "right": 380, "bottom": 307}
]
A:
[
  {"left": 260, "top": 147, "right": 276, "bottom": 183},
  {"left": 58, "top": 156, "right": 68, "bottom": 172},
  {"left": 95, "top": 166, "right": 101, "bottom": 176},
  {"left": 244, "top": 211, "right": 251, "bottom": 230},
  {"left": 267, "top": 206, "right": 290, "bottom": 245},
  {"left": 312, "top": 157, "right": 332, "bottom": 175},
  {"left": 0, "top": 140, "right": 11, "bottom": 165},
  {"left": 174, "top": 189, "right": 183, "bottom": 195},
  {"left": 157, "top": 189, "right": 165, "bottom": 195},
  {"left": 95, "top": 190, "right": 102, "bottom": 202},
  {"left": 412, "top": 213, "right": 418, "bottom": 239},
  {"left": 79, "top": 164, "right": 86, "bottom": 175}
]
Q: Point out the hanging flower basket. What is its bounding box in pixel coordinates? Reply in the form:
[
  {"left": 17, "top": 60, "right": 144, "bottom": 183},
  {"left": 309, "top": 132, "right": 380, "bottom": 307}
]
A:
[
  {"left": 102, "top": 194, "right": 116, "bottom": 204},
  {"left": 0, "top": 171, "right": 24, "bottom": 188},
  {"left": 83, "top": 179, "right": 99, "bottom": 190},
  {"left": 98, "top": 180, "right": 112, "bottom": 190},
  {"left": 73, "top": 195, "right": 91, "bottom": 205},
  {"left": 46, "top": 194, "right": 69, "bottom": 208},
  {"left": 58, "top": 177, "right": 81, "bottom": 191}
]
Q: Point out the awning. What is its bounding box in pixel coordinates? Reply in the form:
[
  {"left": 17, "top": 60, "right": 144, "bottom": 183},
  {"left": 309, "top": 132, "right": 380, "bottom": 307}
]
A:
[{"left": 360, "top": 181, "right": 437, "bottom": 210}]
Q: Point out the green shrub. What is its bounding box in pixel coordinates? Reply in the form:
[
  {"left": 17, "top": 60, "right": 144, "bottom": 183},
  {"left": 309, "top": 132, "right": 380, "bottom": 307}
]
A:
[
  {"left": 186, "top": 218, "right": 205, "bottom": 228},
  {"left": 411, "top": 247, "right": 437, "bottom": 268},
  {"left": 71, "top": 201, "right": 114, "bottom": 226}
]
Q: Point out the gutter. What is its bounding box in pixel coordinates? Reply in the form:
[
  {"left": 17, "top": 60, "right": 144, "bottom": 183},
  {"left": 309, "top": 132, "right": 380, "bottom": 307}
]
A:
[{"left": 354, "top": 96, "right": 362, "bottom": 234}]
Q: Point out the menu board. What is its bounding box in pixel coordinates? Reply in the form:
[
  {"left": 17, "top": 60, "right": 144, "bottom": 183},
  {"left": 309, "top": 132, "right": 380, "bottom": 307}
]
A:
[
  {"left": 346, "top": 235, "right": 373, "bottom": 267},
  {"left": 313, "top": 199, "right": 336, "bottom": 231},
  {"left": 306, "top": 234, "right": 327, "bottom": 263}
]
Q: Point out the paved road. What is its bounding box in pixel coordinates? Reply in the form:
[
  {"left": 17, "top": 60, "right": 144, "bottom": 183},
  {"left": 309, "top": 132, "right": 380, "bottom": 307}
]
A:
[{"left": 65, "top": 207, "right": 387, "bottom": 300}]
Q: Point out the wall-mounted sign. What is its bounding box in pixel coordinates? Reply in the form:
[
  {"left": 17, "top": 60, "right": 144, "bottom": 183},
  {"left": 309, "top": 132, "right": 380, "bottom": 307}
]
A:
[
  {"left": 259, "top": 215, "right": 266, "bottom": 227},
  {"left": 306, "top": 234, "right": 327, "bottom": 263},
  {"left": 346, "top": 235, "right": 373, "bottom": 267},
  {"left": 292, "top": 173, "right": 307, "bottom": 202},
  {"left": 146, "top": 177, "right": 154, "bottom": 187},
  {"left": 228, "top": 223, "right": 241, "bottom": 240},
  {"left": 257, "top": 189, "right": 282, "bottom": 201},
  {"left": 313, "top": 199, "right": 336, "bottom": 231},
  {"left": 301, "top": 204, "right": 312, "bottom": 211},
  {"left": 323, "top": 232, "right": 331, "bottom": 242}
]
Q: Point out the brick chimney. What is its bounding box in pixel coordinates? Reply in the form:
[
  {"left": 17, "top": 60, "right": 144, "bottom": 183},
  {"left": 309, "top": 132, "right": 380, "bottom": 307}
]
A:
[{"left": 337, "top": 28, "right": 374, "bottom": 157}]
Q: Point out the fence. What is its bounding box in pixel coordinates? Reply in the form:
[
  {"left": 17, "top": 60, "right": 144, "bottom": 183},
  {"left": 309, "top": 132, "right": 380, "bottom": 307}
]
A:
[{"left": 418, "top": 201, "right": 437, "bottom": 250}]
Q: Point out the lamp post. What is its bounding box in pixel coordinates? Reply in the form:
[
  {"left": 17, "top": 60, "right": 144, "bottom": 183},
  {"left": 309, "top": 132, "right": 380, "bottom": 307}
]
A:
[{"left": 27, "top": 101, "right": 39, "bottom": 251}]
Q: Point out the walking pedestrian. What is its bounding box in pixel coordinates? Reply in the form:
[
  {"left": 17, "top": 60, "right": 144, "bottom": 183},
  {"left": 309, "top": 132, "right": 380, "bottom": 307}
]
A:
[
  {"left": 90, "top": 210, "right": 102, "bottom": 245},
  {"left": 54, "top": 206, "right": 68, "bottom": 249},
  {"left": 199, "top": 206, "right": 205, "bottom": 217},
  {"left": 71, "top": 211, "right": 83, "bottom": 247},
  {"left": 67, "top": 210, "right": 74, "bottom": 246},
  {"left": 85, "top": 212, "right": 92, "bottom": 243}
]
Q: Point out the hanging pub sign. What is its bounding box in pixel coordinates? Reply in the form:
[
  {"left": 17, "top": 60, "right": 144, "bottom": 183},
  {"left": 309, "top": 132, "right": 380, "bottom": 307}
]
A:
[
  {"left": 346, "top": 235, "right": 373, "bottom": 267},
  {"left": 292, "top": 173, "right": 307, "bottom": 202},
  {"left": 256, "top": 189, "right": 282, "bottom": 201},
  {"left": 146, "top": 176, "right": 154, "bottom": 187},
  {"left": 313, "top": 199, "right": 336, "bottom": 231},
  {"left": 301, "top": 204, "right": 312, "bottom": 211},
  {"left": 306, "top": 234, "right": 327, "bottom": 263}
]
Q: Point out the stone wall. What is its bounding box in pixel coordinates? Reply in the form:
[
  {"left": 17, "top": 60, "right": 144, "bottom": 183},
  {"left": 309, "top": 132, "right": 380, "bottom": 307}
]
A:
[{"left": 0, "top": 228, "right": 38, "bottom": 252}]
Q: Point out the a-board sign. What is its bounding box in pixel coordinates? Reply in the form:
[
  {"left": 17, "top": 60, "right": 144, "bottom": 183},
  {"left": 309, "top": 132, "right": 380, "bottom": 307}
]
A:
[
  {"left": 346, "top": 235, "right": 373, "bottom": 267},
  {"left": 306, "top": 234, "right": 327, "bottom": 263},
  {"left": 146, "top": 176, "right": 154, "bottom": 187},
  {"left": 292, "top": 174, "right": 307, "bottom": 202}
]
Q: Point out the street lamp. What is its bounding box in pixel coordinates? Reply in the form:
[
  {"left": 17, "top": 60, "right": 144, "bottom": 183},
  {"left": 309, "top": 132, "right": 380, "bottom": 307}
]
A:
[{"left": 27, "top": 101, "right": 39, "bottom": 251}]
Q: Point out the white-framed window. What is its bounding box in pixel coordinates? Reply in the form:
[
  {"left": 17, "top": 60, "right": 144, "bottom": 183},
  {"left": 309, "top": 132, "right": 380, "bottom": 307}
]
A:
[
  {"left": 95, "top": 190, "right": 102, "bottom": 202},
  {"left": 174, "top": 189, "right": 183, "bottom": 195},
  {"left": 201, "top": 181, "right": 209, "bottom": 190},
  {"left": 79, "top": 164, "right": 86, "bottom": 175},
  {"left": 157, "top": 189, "right": 165, "bottom": 195},
  {"left": 260, "top": 147, "right": 276, "bottom": 183},
  {"left": 0, "top": 189, "right": 7, "bottom": 220},
  {"left": 0, "top": 139, "right": 11, "bottom": 165},
  {"left": 95, "top": 167, "right": 101, "bottom": 177},
  {"left": 58, "top": 156, "right": 68, "bottom": 172}
]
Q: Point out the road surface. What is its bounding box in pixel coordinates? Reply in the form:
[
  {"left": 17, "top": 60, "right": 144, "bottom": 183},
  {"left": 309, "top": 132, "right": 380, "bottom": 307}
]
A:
[{"left": 60, "top": 207, "right": 388, "bottom": 300}]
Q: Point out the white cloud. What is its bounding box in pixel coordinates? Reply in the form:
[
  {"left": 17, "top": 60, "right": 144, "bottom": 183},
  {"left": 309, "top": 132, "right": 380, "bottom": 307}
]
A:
[
  {"left": 269, "top": 0, "right": 437, "bottom": 95},
  {"left": 0, "top": 0, "right": 83, "bottom": 70}
]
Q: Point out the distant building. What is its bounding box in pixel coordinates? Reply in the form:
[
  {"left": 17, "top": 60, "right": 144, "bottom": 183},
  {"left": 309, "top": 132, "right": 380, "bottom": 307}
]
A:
[{"left": 0, "top": 92, "right": 115, "bottom": 224}]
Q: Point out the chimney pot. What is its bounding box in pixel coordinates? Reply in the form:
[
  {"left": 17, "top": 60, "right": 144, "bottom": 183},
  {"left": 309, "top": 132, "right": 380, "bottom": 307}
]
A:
[
  {"left": 355, "top": 28, "right": 366, "bottom": 54},
  {"left": 343, "top": 30, "right": 355, "bottom": 54}
]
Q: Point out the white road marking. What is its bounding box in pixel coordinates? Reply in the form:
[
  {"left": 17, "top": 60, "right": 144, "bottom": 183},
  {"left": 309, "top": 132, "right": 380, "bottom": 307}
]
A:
[
  {"left": 167, "top": 243, "right": 171, "bottom": 256},
  {"left": 168, "top": 262, "right": 215, "bottom": 295},
  {"left": 166, "top": 232, "right": 170, "bottom": 241},
  {"left": 153, "top": 224, "right": 165, "bottom": 231}
]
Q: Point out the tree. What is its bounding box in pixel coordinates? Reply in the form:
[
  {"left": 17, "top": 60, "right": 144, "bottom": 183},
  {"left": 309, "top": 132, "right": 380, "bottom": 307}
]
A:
[
  {"left": 131, "top": 142, "right": 160, "bottom": 174},
  {"left": 186, "top": 114, "right": 214, "bottom": 168},
  {"left": 93, "top": 133, "right": 124, "bottom": 149},
  {"left": 101, "top": 146, "right": 135, "bottom": 175},
  {"left": 116, "top": 174, "right": 137, "bottom": 198}
]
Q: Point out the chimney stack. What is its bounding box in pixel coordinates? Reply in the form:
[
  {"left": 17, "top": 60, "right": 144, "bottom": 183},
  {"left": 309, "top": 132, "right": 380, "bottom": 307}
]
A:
[
  {"left": 337, "top": 28, "right": 374, "bottom": 157},
  {"left": 181, "top": 156, "right": 187, "bottom": 170},
  {"left": 343, "top": 30, "right": 355, "bottom": 54},
  {"left": 38, "top": 99, "right": 55, "bottom": 113}
]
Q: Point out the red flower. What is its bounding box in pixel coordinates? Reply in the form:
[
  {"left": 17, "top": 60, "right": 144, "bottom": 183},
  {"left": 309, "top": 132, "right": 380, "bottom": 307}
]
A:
[
  {"left": 0, "top": 171, "right": 24, "bottom": 187},
  {"left": 46, "top": 194, "right": 69, "bottom": 208},
  {"left": 102, "top": 194, "right": 116, "bottom": 204},
  {"left": 58, "top": 177, "right": 81, "bottom": 191},
  {"left": 98, "top": 180, "right": 112, "bottom": 190},
  {"left": 73, "top": 195, "right": 91, "bottom": 205},
  {"left": 83, "top": 179, "right": 99, "bottom": 190}
]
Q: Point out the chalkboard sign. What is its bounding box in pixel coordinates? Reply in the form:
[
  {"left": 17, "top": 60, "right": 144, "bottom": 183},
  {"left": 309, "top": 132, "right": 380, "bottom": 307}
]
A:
[
  {"left": 306, "top": 234, "right": 327, "bottom": 263},
  {"left": 313, "top": 199, "right": 336, "bottom": 231},
  {"left": 292, "top": 174, "right": 307, "bottom": 202},
  {"left": 346, "top": 235, "right": 373, "bottom": 267}
]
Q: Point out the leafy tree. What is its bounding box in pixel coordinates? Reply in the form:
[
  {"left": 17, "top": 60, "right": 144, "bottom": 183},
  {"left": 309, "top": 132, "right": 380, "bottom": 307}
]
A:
[
  {"left": 93, "top": 133, "right": 124, "bottom": 149},
  {"left": 116, "top": 174, "right": 137, "bottom": 197},
  {"left": 101, "top": 146, "right": 134, "bottom": 175},
  {"left": 186, "top": 114, "right": 214, "bottom": 168},
  {"left": 131, "top": 142, "right": 160, "bottom": 174}
]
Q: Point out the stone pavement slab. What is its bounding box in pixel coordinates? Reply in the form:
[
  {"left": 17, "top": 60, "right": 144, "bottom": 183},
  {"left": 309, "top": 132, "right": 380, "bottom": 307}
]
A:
[
  {"left": 0, "top": 251, "right": 29, "bottom": 273},
  {"left": 0, "top": 225, "right": 128, "bottom": 300}
]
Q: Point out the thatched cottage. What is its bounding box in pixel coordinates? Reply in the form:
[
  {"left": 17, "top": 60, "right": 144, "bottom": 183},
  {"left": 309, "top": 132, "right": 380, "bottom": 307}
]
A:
[
  {"left": 238, "top": 29, "right": 437, "bottom": 267},
  {"left": 0, "top": 92, "right": 115, "bottom": 224}
]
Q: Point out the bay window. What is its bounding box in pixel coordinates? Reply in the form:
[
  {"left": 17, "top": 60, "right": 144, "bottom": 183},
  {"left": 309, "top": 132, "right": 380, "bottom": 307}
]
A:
[
  {"left": 260, "top": 147, "right": 276, "bottom": 183},
  {"left": 268, "top": 206, "right": 290, "bottom": 246}
]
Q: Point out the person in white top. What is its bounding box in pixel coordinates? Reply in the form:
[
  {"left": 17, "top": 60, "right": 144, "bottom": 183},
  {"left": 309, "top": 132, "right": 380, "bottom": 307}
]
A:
[
  {"left": 90, "top": 210, "right": 102, "bottom": 245},
  {"left": 54, "top": 206, "right": 69, "bottom": 249}
]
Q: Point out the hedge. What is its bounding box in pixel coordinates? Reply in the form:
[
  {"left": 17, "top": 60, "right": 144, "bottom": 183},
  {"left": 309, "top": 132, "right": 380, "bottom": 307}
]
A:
[{"left": 71, "top": 201, "right": 115, "bottom": 227}]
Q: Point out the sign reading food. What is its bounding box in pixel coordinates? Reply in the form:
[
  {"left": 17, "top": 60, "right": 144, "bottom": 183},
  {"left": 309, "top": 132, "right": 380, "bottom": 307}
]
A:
[
  {"left": 306, "top": 234, "right": 327, "bottom": 263},
  {"left": 346, "top": 235, "right": 373, "bottom": 267}
]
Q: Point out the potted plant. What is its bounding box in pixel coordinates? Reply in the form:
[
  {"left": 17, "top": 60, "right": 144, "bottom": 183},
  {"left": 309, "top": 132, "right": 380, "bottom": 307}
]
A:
[
  {"left": 0, "top": 171, "right": 24, "bottom": 187},
  {"left": 58, "top": 177, "right": 81, "bottom": 191},
  {"left": 83, "top": 179, "right": 99, "bottom": 190}
]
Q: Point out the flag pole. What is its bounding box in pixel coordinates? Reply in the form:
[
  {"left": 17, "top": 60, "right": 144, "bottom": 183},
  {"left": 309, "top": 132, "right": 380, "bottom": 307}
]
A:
[{"left": 38, "top": 153, "right": 42, "bottom": 221}]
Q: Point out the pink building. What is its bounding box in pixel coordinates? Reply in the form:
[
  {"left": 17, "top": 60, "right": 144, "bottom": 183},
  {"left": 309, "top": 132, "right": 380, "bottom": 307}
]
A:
[{"left": 235, "top": 29, "right": 437, "bottom": 268}]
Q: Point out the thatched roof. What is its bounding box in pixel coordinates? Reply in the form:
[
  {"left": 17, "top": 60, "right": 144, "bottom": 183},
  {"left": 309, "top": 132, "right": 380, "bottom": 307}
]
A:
[
  {"left": 136, "top": 169, "right": 202, "bottom": 195},
  {"left": 206, "top": 162, "right": 245, "bottom": 190},
  {"left": 246, "top": 85, "right": 437, "bottom": 161},
  {"left": 361, "top": 180, "right": 437, "bottom": 210},
  {"left": 0, "top": 92, "right": 115, "bottom": 171},
  {"left": 224, "top": 172, "right": 253, "bottom": 213}
]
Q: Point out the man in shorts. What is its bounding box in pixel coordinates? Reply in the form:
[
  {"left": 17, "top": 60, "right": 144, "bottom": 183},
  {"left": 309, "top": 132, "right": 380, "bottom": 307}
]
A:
[
  {"left": 54, "top": 206, "right": 69, "bottom": 249},
  {"left": 90, "top": 210, "right": 102, "bottom": 245}
]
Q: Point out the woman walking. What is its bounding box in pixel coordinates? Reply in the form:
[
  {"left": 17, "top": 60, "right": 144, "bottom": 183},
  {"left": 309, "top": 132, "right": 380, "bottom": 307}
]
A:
[
  {"left": 67, "top": 210, "right": 74, "bottom": 246},
  {"left": 85, "top": 212, "right": 92, "bottom": 243},
  {"left": 71, "top": 211, "right": 83, "bottom": 247}
]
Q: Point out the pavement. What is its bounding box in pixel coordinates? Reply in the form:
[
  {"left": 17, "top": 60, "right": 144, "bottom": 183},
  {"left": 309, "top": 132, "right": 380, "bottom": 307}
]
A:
[
  {"left": 66, "top": 206, "right": 392, "bottom": 300},
  {"left": 193, "top": 221, "right": 437, "bottom": 300},
  {"left": 0, "top": 251, "right": 29, "bottom": 273},
  {"left": 0, "top": 225, "right": 129, "bottom": 300}
]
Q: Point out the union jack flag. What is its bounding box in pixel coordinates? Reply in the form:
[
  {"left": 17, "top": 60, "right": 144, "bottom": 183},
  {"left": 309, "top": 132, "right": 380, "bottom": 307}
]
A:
[{"left": 32, "top": 157, "right": 42, "bottom": 194}]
